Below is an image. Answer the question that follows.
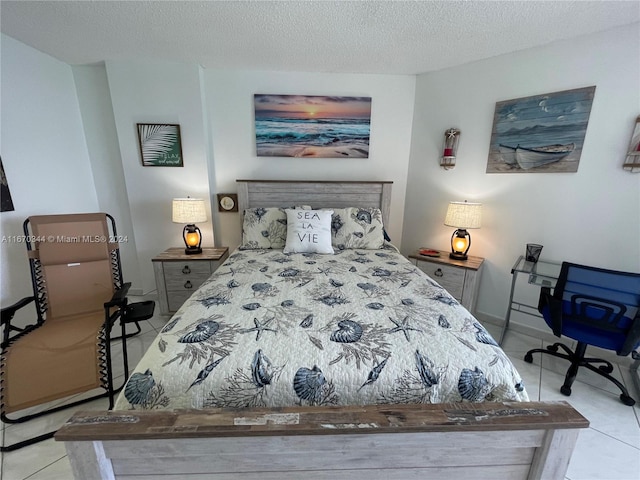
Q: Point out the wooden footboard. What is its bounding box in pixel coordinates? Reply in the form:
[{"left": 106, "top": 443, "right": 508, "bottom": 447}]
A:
[{"left": 56, "top": 401, "right": 587, "bottom": 480}]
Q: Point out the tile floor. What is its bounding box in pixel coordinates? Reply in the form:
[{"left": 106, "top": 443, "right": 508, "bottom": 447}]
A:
[{"left": 1, "top": 307, "right": 639, "bottom": 480}]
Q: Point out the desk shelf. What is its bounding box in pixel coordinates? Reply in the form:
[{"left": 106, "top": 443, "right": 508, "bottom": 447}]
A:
[{"left": 500, "top": 255, "right": 561, "bottom": 345}]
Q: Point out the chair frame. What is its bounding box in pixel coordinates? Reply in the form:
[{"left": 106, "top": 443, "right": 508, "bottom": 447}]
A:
[
  {"left": 525, "top": 262, "right": 640, "bottom": 406},
  {"left": 0, "top": 214, "right": 144, "bottom": 451}
]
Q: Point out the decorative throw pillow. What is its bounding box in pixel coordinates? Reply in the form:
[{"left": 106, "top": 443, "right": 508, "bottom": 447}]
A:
[
  {"left": 330, "top": 207, "right": 385, "bottom": 250},
  {"left": 239, "top": 207, "right": 288, "bottom": 249},
  {"left": 239, "top": 206, "right": 315, "bottom": 250},
  {"left": 283, "top": 209, "right": 334, "bottom": 254}
]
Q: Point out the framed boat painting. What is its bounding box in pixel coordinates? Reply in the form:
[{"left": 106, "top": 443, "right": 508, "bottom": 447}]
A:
[
  {"left": 486, "top": 86, "right": 595, "bottom": 173},
  {"left": 254, "top": 94, "right": 371, "bottom": 158}
]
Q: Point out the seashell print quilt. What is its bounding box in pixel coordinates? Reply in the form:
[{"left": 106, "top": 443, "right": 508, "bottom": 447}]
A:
[{"left": 116, "top": 245, "right": 528, "bottom": 410}]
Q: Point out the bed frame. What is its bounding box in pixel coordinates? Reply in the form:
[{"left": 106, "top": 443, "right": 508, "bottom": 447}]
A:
[
  {"left": 235, "top": 179, "right": 393, "bottom": 223},
  {"left": 56, "top": 180, "right": 589, "bottom": 480}
]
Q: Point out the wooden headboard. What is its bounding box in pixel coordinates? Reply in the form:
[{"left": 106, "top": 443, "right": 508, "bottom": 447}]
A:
[{"left": 236, "top": 180, "right": 393, "bottom": 226}]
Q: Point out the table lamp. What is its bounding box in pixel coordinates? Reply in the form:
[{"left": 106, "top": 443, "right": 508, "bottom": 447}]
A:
[
  {"left": 172, "top": 197, "right": 207, "bottom": 254},
  {"left": 444, "top": 201, "right": 482, "bottom": 260}
]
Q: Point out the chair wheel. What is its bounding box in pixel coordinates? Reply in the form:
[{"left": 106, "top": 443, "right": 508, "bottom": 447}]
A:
[
  {"left": 524, "top": 353, "right": 533, "bottom": 363},
  {"left": 560, "top": 385, "right": 572, "bottom": 396},
  {"left": 547, "top": 344, "right": 559, "bottom": 352},
  {"left": 598, "top": 364, "right": 614, "bottom": 374},
  {"left": 620, "top": 394, "right": 636, "bottom": 406}
]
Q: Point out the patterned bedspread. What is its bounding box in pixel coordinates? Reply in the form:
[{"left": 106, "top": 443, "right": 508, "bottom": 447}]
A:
[{"left": 116, "top": 245, "right": 528, "bottom": 410}]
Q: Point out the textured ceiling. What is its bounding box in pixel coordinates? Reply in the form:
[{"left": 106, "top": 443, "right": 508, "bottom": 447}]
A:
[{"left": 1, "top": 1, "right": 639, "bottom": 75}]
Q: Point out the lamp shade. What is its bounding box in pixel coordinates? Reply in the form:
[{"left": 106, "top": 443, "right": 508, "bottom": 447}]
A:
[
  {"left": 444, "top": 201, "right": 482, "bottom": 229},
  {"left": 172, "top": 198, "right": 207, "bottom": 224}
]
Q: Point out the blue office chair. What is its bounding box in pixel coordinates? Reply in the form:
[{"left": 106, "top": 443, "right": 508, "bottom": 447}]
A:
[{"left": 524, "top": 262, "right": 640, "bottom": 406}]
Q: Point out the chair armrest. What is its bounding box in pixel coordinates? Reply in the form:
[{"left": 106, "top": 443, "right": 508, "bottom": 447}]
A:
[
  {"left": 620, "top": 313, "right": 640, "bottom": 357},
  {"left": 1, "top": 296, "right": 36, "bottom": 347},
  {"left": 104, "top": 282, "right": 131, "bottom": 309},
  {"left": 538, "top": 287, "right": 563, "bottom": 337},
  {"left": 1, "top": 296, "right": 35, "bottom": 326},
  {"left": 537, "top": 287, "right": 552, "bottom": 314}
]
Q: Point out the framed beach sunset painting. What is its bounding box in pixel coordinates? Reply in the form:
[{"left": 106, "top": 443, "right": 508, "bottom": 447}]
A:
[
  {"left": 486, "top": 86, "right": 595, "bottom": 173},
  {"left": 254, "top": 94, "right": 372, "bottom": 158}
]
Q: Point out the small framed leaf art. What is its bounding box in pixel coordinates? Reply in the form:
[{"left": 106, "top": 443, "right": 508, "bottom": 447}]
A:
[{"left": 137, "top": 123, "right": 183, "bottom": 167}]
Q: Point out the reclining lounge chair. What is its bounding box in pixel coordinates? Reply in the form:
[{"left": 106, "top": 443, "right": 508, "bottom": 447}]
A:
[{"left": 0, "top": 213, "right": 154, "bottom": 451}]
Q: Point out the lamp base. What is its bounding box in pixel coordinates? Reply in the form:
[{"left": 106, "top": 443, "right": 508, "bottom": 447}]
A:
[
  {"left": 182, "top": 224, "right": 203, "bottom": 255},
  {"left": 449, "top": 252, "right": 468, "bottom": 260}
]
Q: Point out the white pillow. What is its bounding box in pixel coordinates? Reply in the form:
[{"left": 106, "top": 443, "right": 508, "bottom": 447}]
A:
[{"left": 283, "top": 209, "right": 334, "bottom": 254}]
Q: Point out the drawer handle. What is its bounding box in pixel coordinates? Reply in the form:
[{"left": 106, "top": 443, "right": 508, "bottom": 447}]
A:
[
  {"left": 434, "top": 268, "right": 444, "bottom": 278},
  {"left": 184, "top": 280, "right": 193, "bottom": 289},
  {"left": 182, "top": 265, "right": 191, "bottom": 274}
]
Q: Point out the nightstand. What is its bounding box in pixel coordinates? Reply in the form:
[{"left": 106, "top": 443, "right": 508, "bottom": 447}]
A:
[
  {"left": 408, "top": 249, "right": 484, "bottom": 313},
  {"left": 153, "top": 247, "right": 229, "bottom": 315}
]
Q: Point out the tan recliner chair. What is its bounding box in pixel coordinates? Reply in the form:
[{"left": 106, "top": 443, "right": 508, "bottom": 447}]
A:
[{"left": 0, "top": 213, "right": 154, "bottom": 451}]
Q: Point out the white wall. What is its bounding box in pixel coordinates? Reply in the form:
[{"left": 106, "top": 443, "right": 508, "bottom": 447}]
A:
[
  {"left": 73, "top": 64, "right": 141, "bottom": 290},
  {"left": 403, "top": 24, "right": 640, "bottom": 331},
  {"left": 205, "top": 70, "right": 416, "bottom": 251},
  {"left": 104, "top": 60, "right": 213, "bottom": 294},
  {"left": 34, "top": 60, "right": 415, "bottom": 296},
  {"left": 0, "top": 34, "right": 99, "bottom": 322}
]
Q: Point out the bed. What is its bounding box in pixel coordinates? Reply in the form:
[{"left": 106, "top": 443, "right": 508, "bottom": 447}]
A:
[{"left": 56, "top": 180, "right": 588, "bottom": 480}]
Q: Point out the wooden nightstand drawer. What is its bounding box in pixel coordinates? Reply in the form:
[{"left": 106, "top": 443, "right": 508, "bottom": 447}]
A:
[
  {"left": 163, "top": 261, "right": 212, "bottom": 277},
  {"left": 416, "top": 262, "right": 464, "bottom": 299},
  {"left": 153, "top": 247, "right": 229, "bottom": 315},
  {"left": 165, "top": 273, "right": 210, "bottom": 292},
  {"left": 164, "top": 261, "right": 211, "bottom": 293},
  {"left": 409, "top": 250, "right": 484, "bottom": 313}
]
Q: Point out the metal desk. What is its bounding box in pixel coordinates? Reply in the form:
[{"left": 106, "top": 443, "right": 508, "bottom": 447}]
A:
[
  {"left": 500, "top": 256, "right": 640, "bottom": 403},
  {"left": 499, "top": 255, "right": 561, "bottom": 345}
]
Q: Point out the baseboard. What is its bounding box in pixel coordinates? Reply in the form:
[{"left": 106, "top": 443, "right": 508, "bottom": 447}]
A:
[
  {"left": 128, "top": 288, "right": 144, "bottom": 296},
  {"left": 475, "top": 311, "right": 635, "bottom": 369}
]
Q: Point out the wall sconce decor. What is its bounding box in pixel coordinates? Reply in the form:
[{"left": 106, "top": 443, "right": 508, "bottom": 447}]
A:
[
  {"left": 623, "top": 115, "right": 640, "bottom": 173},
  {"left": 172, "top": 197, "right": 208, "bottom": 254},
  {"left": 440, "top": 128, "right": 460, "bottom": 170},
  {"left": 444, "top": 200, "right": 482, "bottom": 260}
]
